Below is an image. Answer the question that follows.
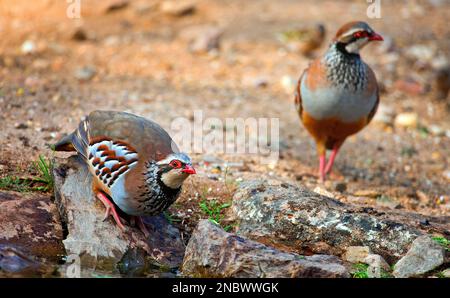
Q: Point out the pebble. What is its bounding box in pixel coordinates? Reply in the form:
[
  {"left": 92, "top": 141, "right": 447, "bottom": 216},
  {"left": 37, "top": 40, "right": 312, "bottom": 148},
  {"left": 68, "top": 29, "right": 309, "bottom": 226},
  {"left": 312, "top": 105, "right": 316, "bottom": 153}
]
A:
[
  {"left": 14, "top": 122, "right": 29, "bottom": 129},
  {"left": 365, "top": 254, "right": 391, "bottom": 278},
  {"left": 441, "top": 268, "right": 450, "bottom": 278},
  {"left": 394, "top": 112, "right": 419, "bottom": 129},
  {"left": 134, "top": 2, "right": 158, "bottom": 15},
  {"left": 429, "top": 125, "right": 444, "bottom": 136},
  {"left": 21, "top": 40, "right": 37, "bottom": 54},
  {"left": 405, "top": 44, "right": 435, "bottom": 64},
  {"left": 160, "top": 1, "right": 196, "bottom": 16},
  {"left": 333, "top": 182, "right": 347, "bottom": 193},
  {"left": 104, "top": 0, "right": 129, "bottom": 13},
  {"left": 72, "top": 27, "right": 88, "bottom": 41},
  {"left": 74, "top": 66, "right": 97, "bottom": 81},
  {"left": 313, "top": 186, "right": 335, "bottom": 199},
  {"left": 280, "top": 75, "right": 295, "bottom": 93},
  {"left": 373, "top": 104, "right": 395, "bottom": 126},
  {"left": 443, "top": 170, "right": 450, "bottom": 181},
  {"left": 243, "top": 75, "right": 268, "bottom": 88},
  {"left": 376, "top": 196, "right": 401, "bottom": 209},
  {"left": 189, "top": 27, "right": 223, "bottom": 53}
]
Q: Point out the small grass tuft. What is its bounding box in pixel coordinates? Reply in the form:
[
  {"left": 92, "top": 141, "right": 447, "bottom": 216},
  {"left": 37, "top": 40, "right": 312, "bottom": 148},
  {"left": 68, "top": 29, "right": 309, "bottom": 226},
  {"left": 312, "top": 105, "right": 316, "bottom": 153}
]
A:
[
  {"left": 352, "top": 263, "right": 369, "bottom": 278},
  {"left": 32, "top": 155, "right": 54, "bottom": 192},
  {"left": 199, "top": 199, "right": 232, "bottom": 230},
  {"left": 0, "top": 176, "right": 31, "bottom": 192},
  {"left": 432, "top": 236, "right": 450, "bottom": 252},
  {"left": 163, "top": 211, "right": 182, "bottom": 224}
]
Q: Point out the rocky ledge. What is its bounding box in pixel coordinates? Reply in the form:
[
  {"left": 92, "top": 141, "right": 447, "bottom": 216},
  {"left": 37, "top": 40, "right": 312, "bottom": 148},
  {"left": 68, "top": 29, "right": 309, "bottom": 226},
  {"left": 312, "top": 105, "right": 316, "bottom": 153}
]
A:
[{"left": 231, "top": 180, "right": 449, "bottom": 264}]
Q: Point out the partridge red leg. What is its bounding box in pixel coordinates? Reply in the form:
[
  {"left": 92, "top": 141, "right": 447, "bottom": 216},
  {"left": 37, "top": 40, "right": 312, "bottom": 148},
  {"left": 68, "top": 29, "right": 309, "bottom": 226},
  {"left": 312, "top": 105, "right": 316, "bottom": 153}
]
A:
[
  {"left": 132, "top": 216, "right": 150, "bottom": 238},
  {"left": 325, "top": 143, "right": 341, "bottom": 175},
  {"left": 96, "top": 192, "right": 125, "bottom": 231},
  {"left": 319, "top": 154, "right": 326, "bottom": 182}
]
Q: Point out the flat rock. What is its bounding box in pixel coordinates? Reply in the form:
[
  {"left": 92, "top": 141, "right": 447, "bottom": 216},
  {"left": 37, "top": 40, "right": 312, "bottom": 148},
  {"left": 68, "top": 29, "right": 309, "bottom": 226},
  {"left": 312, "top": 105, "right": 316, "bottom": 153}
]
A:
[
  {"left": 231, "top": 180, "right": 445, "bottom": 263},
  {"left": 53, "top": 156, "right": 185, "bottom": 274},
  {"left": 393, "top": 235, "right": 445, "bottom": 278},
  {"left": 181, "top": 220, "right": 349, "bottom": 278},
  {"left": 0, "top": 191, "right": 64, "bottom": 261}
]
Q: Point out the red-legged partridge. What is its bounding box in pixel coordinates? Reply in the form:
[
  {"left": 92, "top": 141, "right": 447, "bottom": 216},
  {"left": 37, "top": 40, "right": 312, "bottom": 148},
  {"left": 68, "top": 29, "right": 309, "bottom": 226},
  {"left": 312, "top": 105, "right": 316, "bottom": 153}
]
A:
[
  {"left": 54, "top": 110, "right": 196, "bottom": 236},
  {"left": 295, "top": 21, "right": 383, "bottom": 181}
]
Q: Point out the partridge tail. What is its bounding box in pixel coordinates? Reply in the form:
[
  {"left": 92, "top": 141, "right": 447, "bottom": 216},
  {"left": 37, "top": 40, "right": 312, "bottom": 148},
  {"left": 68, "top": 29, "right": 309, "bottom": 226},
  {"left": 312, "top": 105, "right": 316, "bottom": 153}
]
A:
[{"left": 54, "top": 118, "right": 90, "bottom": 160}]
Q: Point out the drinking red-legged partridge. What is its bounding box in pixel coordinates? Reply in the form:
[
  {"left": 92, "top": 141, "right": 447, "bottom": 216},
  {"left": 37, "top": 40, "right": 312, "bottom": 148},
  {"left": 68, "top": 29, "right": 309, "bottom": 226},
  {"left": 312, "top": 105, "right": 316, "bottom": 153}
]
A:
[
  {"left": 295, "top": 21, "right": 383, "bottom": 181},
  {"left": 54, "top": 110, "right": 196, "bottom": 236}
]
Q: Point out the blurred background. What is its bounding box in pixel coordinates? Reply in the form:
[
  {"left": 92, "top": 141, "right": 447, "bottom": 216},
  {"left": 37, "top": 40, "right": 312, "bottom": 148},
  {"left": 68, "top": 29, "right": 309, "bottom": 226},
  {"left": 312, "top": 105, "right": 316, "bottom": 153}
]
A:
[{"left": 0, "top": 0, "right": 449, "bottom": 217}]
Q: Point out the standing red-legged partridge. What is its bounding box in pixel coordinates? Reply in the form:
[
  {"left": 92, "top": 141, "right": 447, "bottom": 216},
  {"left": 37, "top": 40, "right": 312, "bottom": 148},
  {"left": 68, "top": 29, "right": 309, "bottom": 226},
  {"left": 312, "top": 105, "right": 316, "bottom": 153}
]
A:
[
  {"left": 295, "top": 21, "right": 383, "bottom": 181},
  {"left": 54, "top": 110, "right": 196, "bottom": 236}
]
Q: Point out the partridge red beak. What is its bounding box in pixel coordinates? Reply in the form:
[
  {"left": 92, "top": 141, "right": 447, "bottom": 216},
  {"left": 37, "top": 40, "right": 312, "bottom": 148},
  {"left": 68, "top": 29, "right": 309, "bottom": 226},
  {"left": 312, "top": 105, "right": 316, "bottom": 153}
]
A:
[
  {"left": 182, "top": 165, "right": 196, "bottom": 175},
  {"left": 369, "top": 32, "right": 383, "bottom": 41}
]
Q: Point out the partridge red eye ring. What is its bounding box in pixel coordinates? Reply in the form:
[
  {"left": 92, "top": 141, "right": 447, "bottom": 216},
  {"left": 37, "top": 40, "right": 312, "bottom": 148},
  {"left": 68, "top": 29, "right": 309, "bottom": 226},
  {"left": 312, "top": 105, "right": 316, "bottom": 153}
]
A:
[{"left": 170, "top": 160, "right": 182, "bottom": 168}]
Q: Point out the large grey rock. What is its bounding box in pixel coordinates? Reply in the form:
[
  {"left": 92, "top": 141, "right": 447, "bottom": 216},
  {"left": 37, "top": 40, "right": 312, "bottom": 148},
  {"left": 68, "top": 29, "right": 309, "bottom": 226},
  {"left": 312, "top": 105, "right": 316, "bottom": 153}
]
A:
[
  {"left": 232, "top": 180, "right": 449, "bottom": 263},
  {"left": 53, "top": 156, "right": 185, "bottom": 275},
  {"left": 181, "top": 220, "right": 349, "bottom": 278},
  {"left": 0, "top": 191, "right": 64, "bottom": 261},
  {"left": 393, "top": 236, "right": 445, "bottom": 278}
]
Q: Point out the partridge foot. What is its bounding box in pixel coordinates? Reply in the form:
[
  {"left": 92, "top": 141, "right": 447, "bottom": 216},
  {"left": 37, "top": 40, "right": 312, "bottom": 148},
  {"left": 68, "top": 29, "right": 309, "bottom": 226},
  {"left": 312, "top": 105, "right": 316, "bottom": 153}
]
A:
[{"left": 96, "top": 192, "right": 126, "bottom": 231}]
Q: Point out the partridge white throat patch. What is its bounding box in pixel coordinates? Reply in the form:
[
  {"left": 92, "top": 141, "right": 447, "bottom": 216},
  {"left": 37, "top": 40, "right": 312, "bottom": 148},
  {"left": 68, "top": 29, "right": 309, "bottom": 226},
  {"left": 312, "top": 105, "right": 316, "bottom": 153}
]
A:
[{"left": 87, "top": 137, "right": 138, "bottom": 187}]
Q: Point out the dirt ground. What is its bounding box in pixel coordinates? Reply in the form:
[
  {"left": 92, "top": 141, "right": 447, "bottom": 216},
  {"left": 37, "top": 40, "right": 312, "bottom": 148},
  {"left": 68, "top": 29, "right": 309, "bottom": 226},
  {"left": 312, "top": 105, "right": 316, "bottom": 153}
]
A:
[{"left": 0, "top": 0, "right": 449, "bottom": 238}]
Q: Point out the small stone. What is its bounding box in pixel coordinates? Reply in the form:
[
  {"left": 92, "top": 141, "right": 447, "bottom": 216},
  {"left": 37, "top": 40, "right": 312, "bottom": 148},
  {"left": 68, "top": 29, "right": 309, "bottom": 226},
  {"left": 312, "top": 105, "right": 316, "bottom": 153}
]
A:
[
  {"left": 104, "top": 0, "right": 129, "bottom": 13},
  {"left": 334, "top": 182, "right": 347, "bottom": 193},
  {"left": 160, "top": 1, "right": 196, "bottom": 17},
  {"left": 280, "top": 75, "right": 295, "bottom": 93},
  {"left": 313, "top": 186, "right": 335, "bottom": 199},
  {"left": 74, "top": 66, "right": 96, "bottom": 81},
  {"left": 394, "top": 113, "right": 419, "bottom": 129},
  {"left": 443, "top": 170, "right": 450, "bottom": 182},
  {"left": 72, "top": 27, "right": 88, "bottom": 41},
  {"left": 405, "top": 44, "right": 435, "bottom": 64},
  {"left": 393, "top": 235, "right": 445, "bottom": 278},
  {"left": 441, "top": 268, "right": 450, "bottom": 278},
  {"left": 242, "top": 75, "right": 269, "bottom": 88},
  {"left": 429, "top": 125, "right": 445, "bottom": 136},
  {"left": 343, "top": 246, "right": 371, "bottom": 263},
  {"left": 134, "top": 2, "right": 158, "bottom": 15},
  {"left": 365, "top": 254, "right": 390, "bottom": 278},
  {"left": 189, "top": 27, "right": 223, "bottom": 54},
  {"left": 373, "top": 104, "right": 395, "bottom": 126},
  {"left": 14, "top": 123, "right": 28, "bottom": 129},
  {"left": 21, "top": 40, "right": 36, "bottom": 54},
  {"left": 376, "top": 196, "right": 401, "bottom": 209}
]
